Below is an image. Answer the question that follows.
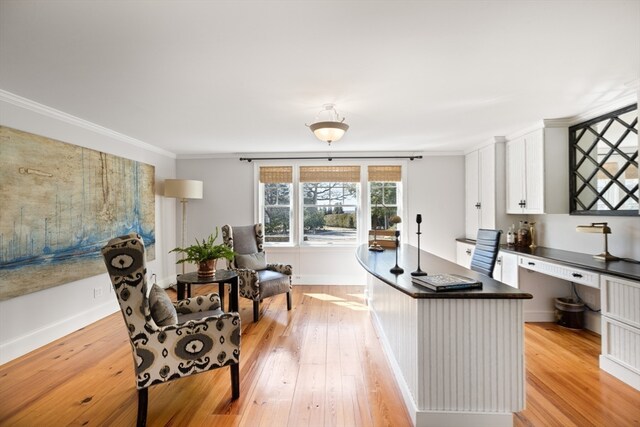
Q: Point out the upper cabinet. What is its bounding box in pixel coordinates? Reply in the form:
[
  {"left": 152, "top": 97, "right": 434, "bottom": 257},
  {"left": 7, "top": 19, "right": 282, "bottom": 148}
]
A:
[
  {"left": 465, "top": 139, "right": 514, "bottom": 240},
  {"left": 465, "top": 144, "right": 496, "bottom": 239},
  {"left": 506, "top": 127, "right": 569, "bottom": 214}
]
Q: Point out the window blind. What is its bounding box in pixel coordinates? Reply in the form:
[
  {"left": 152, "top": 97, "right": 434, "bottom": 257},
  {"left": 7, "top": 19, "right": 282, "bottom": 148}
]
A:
[
  {"left": 259, "top": 166, "right": 293, "bottom": 183},
  {"left": 368, "top": 165, "right": 402, "bottom": 182},
  {"left": 299, "top": 166, "right": 361, "bottom": 182}
]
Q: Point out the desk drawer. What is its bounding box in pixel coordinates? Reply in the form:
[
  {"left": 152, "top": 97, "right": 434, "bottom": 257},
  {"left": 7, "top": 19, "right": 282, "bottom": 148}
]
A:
[
  {"left": 602, "top": 275, "right": 640, "bottom": 328},
  {"left": 519, "top": 256, "right": 599, "bottom": 288}
]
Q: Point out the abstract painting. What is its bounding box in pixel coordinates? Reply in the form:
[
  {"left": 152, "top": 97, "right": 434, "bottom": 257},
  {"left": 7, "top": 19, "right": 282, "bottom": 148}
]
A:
[{"left": 0, "top": 126, "right": 155, "bottom": 300}]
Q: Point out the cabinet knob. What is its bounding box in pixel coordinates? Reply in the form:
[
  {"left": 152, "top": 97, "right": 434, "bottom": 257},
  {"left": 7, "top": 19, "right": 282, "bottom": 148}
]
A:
[
  {"left": 497, "top": 257, "right": 502, "bottom": 265},
  {"left": 466, "top": 249, "right": 472, "bottom": 255}
]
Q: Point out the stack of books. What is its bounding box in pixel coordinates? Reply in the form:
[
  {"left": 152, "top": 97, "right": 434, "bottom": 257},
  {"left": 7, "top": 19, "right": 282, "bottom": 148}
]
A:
[{"left": 411, "top": 274, "right": 482, "bottom": 292}]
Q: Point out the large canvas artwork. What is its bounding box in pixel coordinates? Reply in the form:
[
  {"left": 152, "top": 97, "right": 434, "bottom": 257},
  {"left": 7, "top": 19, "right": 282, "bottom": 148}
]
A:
[{"left": 0, "top": 126, "right": 155, "bottom": 300}]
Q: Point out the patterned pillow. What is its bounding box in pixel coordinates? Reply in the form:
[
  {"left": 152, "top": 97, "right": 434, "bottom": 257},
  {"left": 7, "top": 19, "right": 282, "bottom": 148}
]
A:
[
  {"left": 235, "top": 252, "right": 267, "bottom": 270},
  {"left": 149, "top": 284, "right": 178, "bottom": 326}
]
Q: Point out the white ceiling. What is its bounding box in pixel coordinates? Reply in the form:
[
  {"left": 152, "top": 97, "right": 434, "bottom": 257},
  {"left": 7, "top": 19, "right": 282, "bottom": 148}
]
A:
[{"left": 1, "top": 1, "right": 638, "bottom": 156}]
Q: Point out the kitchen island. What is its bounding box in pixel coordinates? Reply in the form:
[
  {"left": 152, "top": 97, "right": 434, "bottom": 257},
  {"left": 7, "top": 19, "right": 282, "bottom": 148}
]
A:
[{"left": 356, "top": 244, "right": 532, "bottom": 427}]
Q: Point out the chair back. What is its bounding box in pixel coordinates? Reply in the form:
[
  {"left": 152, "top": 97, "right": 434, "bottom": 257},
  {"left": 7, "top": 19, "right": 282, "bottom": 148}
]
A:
[
  {"left": 470, "top": 229, "right": 502, "bottom": 278},
  {"left": 222, "top": 224, "right": 264, "bottom": 268},
  {"left": 101, "top": 233, "right": 151, "bottom": 355}
]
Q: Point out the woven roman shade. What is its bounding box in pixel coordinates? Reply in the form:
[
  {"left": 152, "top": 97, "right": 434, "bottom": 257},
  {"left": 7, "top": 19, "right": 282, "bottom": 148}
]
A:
[
  {"left": 368, "top": 165, "right": 402, "bottom": 182},
  {"left": 299, "top": 166, "right": 361, "bottom": 182},
  {"left": 260, "top": 166, "right": 293, "bottom": 183}
]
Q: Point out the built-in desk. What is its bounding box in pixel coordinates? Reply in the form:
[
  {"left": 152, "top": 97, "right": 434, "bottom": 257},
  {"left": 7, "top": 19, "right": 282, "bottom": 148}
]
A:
[
  {"left": 357, "top": 244, "right": 531, "bottom": 427},
  {"left": 456, "top": 238, "right": 640, "bottom": 392}
]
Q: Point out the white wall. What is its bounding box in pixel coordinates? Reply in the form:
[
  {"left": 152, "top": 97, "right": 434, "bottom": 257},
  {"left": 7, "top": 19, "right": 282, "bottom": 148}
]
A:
[
  {"left": 177, "top": 155, "right": 466, "bottom": 284},
  {"left": 0, "top": 94, "right": 177, "bottom": 364}
]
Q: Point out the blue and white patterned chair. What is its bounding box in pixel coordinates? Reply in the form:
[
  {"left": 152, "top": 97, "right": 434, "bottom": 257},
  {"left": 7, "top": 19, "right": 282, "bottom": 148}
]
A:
[
  {"left": 101, "top": 233, "right": 241, "bottom": 427},
  {"left": 222, "top": 224, "right": 292, "bottom": 322}
]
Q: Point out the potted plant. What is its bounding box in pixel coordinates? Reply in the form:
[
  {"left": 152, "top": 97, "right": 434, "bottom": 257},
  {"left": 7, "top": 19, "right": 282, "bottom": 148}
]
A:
[{"left": 170, "top": 227, "right": 235, "bottom": 278}]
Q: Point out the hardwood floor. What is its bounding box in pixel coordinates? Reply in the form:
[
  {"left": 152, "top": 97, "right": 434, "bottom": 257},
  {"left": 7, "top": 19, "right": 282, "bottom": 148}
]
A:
[
  {"left": 1, "top": 285, "right": 639, "bottom": 426},
  {"left": 516, "top": 322, "right": 640, "bottom": 427}
]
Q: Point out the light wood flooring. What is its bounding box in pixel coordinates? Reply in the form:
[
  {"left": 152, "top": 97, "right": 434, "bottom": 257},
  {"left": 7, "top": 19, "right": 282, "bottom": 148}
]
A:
[{"left": 1, "top": 285, "right": 639, "bottom": 426}]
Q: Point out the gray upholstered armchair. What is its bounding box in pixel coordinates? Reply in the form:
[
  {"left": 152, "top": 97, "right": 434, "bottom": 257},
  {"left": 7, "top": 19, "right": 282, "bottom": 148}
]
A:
[
  {"left": 101, "top": 233, "right": 241, "bottom": 427},
  {"left": 222, "top": 224, "right": 292, "bottom": 322}
]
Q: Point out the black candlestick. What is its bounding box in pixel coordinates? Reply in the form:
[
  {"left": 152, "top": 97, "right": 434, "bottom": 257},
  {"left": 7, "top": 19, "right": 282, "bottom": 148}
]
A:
[
  {"left": 411, "top": 214, "right": 428, "bottom": 276},
  {"left": 389, "top": 230, "right": 404, "bottom": 274}
]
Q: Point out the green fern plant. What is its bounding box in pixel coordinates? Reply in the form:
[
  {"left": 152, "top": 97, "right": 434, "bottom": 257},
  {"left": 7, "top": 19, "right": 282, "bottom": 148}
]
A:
[{"left": 170, "top": 227, "right": 235, "bottom": 264}]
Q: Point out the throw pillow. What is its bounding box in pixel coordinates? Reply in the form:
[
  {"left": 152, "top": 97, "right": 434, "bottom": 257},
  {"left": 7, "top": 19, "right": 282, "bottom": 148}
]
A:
[
  {"left": 235, "top": 251, "right": 267, "bottom": 270},
  {"left": 149, "top": 284, "right": 178, "bottom": 326}
]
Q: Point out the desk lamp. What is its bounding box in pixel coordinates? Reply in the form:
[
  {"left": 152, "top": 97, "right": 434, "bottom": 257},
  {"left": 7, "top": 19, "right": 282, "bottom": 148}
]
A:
[{"left": 575, "top": 222, "right": 620, "bottom": 261}]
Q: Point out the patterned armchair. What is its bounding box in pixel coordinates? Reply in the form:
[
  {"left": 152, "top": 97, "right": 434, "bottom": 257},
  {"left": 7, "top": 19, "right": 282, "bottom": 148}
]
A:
[
  {"left": 101, "top": 233, "right": 241, "bottom": 427},
  {"left": 222, "top": 224, "right": 292, "bottom": 322}
]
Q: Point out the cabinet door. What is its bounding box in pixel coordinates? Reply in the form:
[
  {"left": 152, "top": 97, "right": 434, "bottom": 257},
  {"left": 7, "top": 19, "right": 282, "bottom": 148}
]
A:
[
  {"left": 493, "top": 253, "right": 503, "bottom": 282},
  {"left": 456, "top": 242, "right": 475, "bottom": 269},
  {"left": 465, "top": 151, "right": 479, "bottom": 239},
  {"left": 478, "top": 145, "right": 495, "bottom": 229},
  {"left": 500, "top": 251, "right": 519, "bottom": 288},
  {"left": 506, "top": 138, "right": 525, "bottom": 213},
  {"left": 524, "top": 129, "right": 544, "bottom": 213}
]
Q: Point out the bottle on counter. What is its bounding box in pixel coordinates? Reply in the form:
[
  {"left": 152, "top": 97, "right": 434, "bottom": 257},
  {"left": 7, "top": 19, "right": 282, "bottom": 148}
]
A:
[
  {"left": 507, "top": 224, "right": 516, "bottom": 247},
  {"left": 517, "top": 220, "right": 531, "bottom": 248}
]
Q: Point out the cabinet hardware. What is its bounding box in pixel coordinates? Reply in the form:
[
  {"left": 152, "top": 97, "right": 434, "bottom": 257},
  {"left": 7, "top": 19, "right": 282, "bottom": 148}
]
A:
[
  {"left": 528, "top": 262, "right": 535, "bottom": 266},
  {"left": 475, "top": 202, "right": 481, "bottom": 209},
  {"left": 497, "top": 257, "right": 502, "bottom": 265},
  {"left": 465, "top": 249, "right": 471, "bottom": 255},
  {"left": 572, "top": 273, "right": 583, "bottom": 278}
]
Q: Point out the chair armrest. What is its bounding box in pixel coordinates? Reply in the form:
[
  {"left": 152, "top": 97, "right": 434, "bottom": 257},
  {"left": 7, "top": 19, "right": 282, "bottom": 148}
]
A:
[
  {"left": 133, "top": 312, "right": 241, "bottom": 386},
  {"left": 173, "top": 292, "right": 221, "bottom": 314},
  {"left": 230, "top": 268, "right": 260, "bottom": 300},
  {"left": 267, "top": 263, "right": 292, "bottom": 276}
]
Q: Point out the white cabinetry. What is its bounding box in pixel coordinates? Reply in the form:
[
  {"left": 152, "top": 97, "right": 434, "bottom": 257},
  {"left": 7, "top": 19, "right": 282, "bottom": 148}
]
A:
[
  {"left": 456, "top": 241, "right": 474, "bottom": 269},
  {"left": 465, "top": 145, "right": 496, "bottom": 239},
  {"left": 506, "top": 126, "right": 568, "bottom": 214},
  {"left": 600, "top": 275, "right": 640, "bottom": 390},
  {"left": 495, "top": 251, "right": 519, "bottom": 288},
  {"left": 464, "top": 140, "right": 513, "bottom": 240}
]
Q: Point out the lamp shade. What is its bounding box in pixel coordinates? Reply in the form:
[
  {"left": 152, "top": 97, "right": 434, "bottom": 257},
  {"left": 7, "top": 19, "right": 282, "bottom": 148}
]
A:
[
  {"left": 164, "top": 179, "right": 203, "bottom": 199},
  {"left": 309, "top": 121, "right": 349, "bottom": 144}
]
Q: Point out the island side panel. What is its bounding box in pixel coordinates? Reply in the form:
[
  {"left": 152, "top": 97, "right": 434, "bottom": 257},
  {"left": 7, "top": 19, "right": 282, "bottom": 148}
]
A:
[{"left": 417, "top": 298, "right": 525, "bottom": 413}]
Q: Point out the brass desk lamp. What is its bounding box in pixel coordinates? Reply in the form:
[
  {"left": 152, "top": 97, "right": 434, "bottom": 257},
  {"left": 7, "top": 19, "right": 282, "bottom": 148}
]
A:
[{"left": 575, "top": 222, "right": 620, "bottom": 261}]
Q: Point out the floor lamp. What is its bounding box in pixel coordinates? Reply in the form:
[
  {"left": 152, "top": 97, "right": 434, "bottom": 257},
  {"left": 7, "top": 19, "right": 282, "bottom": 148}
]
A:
[{"left": 164, "top": 179, "right": 204, "bottom": 274}]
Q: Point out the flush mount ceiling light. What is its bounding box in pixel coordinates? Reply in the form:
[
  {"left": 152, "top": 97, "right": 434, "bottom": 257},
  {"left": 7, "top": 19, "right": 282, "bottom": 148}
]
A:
[{"left": 306, "top": 103, "right": 349, "bottom": 145}]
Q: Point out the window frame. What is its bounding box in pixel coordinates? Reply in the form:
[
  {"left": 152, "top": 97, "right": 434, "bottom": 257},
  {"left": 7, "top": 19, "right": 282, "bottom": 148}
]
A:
[{"left": 254, "top": 160, "right": 407, "bottom": 248}]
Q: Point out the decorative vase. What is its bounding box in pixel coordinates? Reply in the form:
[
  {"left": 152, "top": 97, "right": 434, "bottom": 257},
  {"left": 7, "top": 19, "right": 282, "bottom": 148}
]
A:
[{"left": 197, "top": 259, "right": 217, "bottom": 278}]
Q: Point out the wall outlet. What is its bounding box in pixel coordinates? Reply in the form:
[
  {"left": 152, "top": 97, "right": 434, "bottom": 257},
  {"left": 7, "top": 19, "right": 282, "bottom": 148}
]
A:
[{"left": 94, "top": 287, "right": 103, "bottom": 298}]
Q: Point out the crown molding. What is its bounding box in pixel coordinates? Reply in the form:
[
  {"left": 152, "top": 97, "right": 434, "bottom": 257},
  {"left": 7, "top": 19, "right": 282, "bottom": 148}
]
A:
[
  {"left": 544, "top": 92, "right": 638, "bottom": 129},
  {"left": 0, "top": 89, "right": 177, "bottom": 159},
  {"left": 463, "top": 136, "right": 507, "bottom": 155}
]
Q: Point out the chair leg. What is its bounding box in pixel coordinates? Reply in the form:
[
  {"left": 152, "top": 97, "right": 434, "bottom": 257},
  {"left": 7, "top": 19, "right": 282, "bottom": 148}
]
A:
[
  {"left": 231, "top": 363, "right": 240, "bottom": 400},
  {"left": 137, "top": 388, "right": 148, "bottom": 427},
  {"left": 253, "top": 300, "right": 259, "bottom": 322},
  {"left": 287, "top": 291, "right": 292, "bottom": 311}
]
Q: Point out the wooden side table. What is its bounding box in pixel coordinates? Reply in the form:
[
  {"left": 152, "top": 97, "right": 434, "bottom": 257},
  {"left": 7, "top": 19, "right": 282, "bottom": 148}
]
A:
[{"left": 176, "top": 270, "right": 239, "bottom": 312}]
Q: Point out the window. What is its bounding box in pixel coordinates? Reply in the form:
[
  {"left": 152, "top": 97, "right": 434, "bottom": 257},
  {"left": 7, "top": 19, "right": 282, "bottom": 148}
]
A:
[
  {"left": 300, "top": 166, "right": 360, "bottom": 244},
  {"left": 260, "top": 166, "right": 292, "bottom": 243},
  {"left": 368, "top": 165, "right": 402, "bottom": 230},
  {"left": 256, "top": 163, "right": 404, "bottom": 247}
]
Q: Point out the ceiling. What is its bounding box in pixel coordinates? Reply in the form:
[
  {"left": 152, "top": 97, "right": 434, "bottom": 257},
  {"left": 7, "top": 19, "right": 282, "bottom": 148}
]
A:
[{"left": 1, "top": 1, "right": 638, "bottom": 156}]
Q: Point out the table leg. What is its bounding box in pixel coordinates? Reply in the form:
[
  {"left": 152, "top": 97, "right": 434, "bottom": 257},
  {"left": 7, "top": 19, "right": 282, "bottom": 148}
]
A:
[
  {"left": 177, "top": 283, "right": 186, "bottom": 300},
  {"left": 218, "top": 283, "right": 225, "bottom": 311},
  {"left": 230, "top": 276, "right": 239, "bottom": 312}
]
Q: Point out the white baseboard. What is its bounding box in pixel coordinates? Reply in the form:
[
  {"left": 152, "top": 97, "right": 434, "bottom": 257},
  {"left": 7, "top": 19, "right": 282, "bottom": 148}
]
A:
[
  {"left": 415, "top": 411, "right": 512, "bottom": 427},
  {"left": 293, "top": 274, "right": 366, "bottom": 286},
  {"left": 600, "top": 355, "right": 640, "bottom": 391},
  {"left": 0, "top": 299, "right": 119, "bottom": 365}
]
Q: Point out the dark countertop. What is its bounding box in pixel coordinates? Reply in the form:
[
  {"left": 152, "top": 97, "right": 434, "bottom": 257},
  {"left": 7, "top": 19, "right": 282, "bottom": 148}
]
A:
[
  {"left": 356, "top": 244, "right": 532, "bottom": 300},
  {"left": 456, "top": 238, "right": 640, "bottom": 281}
]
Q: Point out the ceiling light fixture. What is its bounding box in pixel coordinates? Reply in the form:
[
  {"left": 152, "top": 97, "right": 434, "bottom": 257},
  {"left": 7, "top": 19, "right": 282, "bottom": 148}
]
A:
[{"left": 307, "top": 103, "right": 349, "bottom": 145}]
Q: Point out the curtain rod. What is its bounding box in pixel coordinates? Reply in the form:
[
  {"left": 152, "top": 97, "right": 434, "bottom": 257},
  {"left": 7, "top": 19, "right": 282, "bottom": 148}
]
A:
[{"left": 239, "top": 155, "right": 423, "bottom": 162}]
